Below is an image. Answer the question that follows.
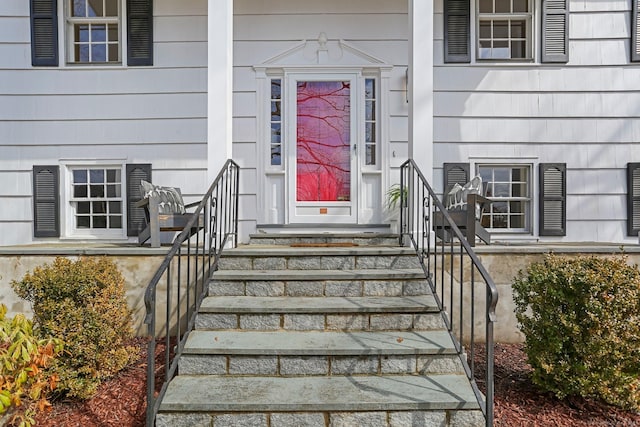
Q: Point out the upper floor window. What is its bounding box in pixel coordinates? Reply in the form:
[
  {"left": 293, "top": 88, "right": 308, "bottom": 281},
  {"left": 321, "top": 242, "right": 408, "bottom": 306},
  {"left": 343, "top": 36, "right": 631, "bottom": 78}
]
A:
[
  {"left": 478, "top": 0, "right": 532, "bottom": 60},
  {"left": 67, "top": 0, "right": 121, "bottom": 64}
]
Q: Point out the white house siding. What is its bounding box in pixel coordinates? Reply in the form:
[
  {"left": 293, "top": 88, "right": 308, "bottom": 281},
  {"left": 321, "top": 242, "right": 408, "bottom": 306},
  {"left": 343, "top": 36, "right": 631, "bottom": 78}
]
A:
[
  {"left": 0, "top": 0, "right": 208, "bottom": 245},
  {"left": 233, "top": 0, "right": 410, "bottom": 238},
  {"left": 433, "top": 0, "right": 640, "bottom": 243}
]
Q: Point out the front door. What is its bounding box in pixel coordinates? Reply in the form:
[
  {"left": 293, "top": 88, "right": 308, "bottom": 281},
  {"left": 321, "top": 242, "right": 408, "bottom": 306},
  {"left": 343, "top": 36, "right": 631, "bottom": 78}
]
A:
[{"left": 287, "top": 74, "right": 359, "bottom": 223}]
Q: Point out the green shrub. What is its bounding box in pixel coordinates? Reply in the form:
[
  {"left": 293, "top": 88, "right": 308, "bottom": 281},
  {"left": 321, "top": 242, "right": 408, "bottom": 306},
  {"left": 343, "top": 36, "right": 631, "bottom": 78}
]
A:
[
  {"left": 11, "top": 257, "right": 137, "bottom": 399},
  {"left": 513, "top": 253, "right": 640, "bottom": 410},
  {"left": 0, "top": 304, "right": 63, "bottom": 427}
]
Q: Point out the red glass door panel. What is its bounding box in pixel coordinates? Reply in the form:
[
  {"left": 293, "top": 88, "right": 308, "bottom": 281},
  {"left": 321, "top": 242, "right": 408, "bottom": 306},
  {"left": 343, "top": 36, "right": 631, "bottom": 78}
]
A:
[{"left": 296, "top": 81, "right": 351, "bottom": 202}]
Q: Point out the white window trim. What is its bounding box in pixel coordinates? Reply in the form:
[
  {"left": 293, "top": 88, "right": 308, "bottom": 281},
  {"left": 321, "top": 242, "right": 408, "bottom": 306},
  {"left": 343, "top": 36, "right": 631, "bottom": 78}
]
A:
[
  {"left": 471, "top": 0, "right": 539, "bottom": 64},
  {"left": 58, "top": 0, "right": 128, "bottom": 67},
  {"left": 471, "top": 159, "right": 535, "bottom": 235},
  {"left": 60, "top": 159, "right": 128, "bottom": 240}
]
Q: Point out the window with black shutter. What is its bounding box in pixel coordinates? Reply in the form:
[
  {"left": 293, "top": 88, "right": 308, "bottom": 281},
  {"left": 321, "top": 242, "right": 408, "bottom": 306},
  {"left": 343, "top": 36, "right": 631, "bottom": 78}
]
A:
[
  {"left": 539, "top": 163, "right": 566, "bottom": 236},
  {"left": 33, "top": 165, "right": 60, "bottom": 237},
  {"left": 30, "top": 0, "right": 154, "bottom": 66}
]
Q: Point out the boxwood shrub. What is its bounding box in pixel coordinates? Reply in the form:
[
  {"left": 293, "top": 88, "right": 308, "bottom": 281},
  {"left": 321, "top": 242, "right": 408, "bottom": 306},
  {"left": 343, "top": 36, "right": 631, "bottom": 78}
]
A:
[
  {"left": 12, "top": 257, "right": 137, "bottom": 399},
  {"left": 512, "top": 253, "right": 640, "bottom": 410}
]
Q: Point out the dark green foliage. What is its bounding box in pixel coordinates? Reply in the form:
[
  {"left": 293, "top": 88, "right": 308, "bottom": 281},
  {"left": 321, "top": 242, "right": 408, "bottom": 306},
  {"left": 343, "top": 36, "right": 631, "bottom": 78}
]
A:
[
  {"left": 11, "top": 257, "right": 137, "bottom": 399},
  {"left": 512, "top": 253, "right": 640, "bottom": 410}
]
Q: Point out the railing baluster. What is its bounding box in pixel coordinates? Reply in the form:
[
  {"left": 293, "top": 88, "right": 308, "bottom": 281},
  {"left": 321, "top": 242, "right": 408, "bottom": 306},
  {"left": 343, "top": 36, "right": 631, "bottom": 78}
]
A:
[
  {"left": 144, "top": 160, "right": 240, "bottom": 427},
  {"left": 399, "top": 159, "right": 498, "bottom": 427}
]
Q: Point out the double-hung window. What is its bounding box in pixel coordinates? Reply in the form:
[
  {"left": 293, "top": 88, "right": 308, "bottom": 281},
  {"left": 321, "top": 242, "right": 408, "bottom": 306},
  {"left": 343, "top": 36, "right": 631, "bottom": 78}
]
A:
[
  {"left": 68, "top": 166, "right": 124, "bottom": 236},
  {"left": 478, "top": 0, "right": 532, "bottom": 60},
  {"left": 66, "top": 0, "right": 120, "bottom": 64},
  {"left": 30, "top": 0, "right": 153, "bottom": 67},
  {"left": 478, "top": 164, "right": 531, "bottom": 232}
]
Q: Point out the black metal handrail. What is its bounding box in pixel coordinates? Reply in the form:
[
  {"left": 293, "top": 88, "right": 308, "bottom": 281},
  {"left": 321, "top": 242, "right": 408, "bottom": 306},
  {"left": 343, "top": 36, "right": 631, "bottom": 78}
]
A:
[
  {"left": 399, "top": 159, "right": 498, "bottom": 426},
  {"left": 144, "top": 159, "right": 240, "bottom": 427}
]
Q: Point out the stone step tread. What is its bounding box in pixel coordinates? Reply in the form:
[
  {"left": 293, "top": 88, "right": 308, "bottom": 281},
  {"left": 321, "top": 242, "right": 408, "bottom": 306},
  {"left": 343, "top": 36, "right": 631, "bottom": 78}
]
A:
[
  {"left": 159, "top": 374, "right": 479, "bottom": 412},
  {"left": 199, "top": 295, "right": 439, "bottom": 314},
  {"left": 212, "top": 268, "right": 426, "bottom": 281},
  {"left": 224, "top": 246, "right": 417, "bottom": 256},
  {"left": 249, "top": 233, "right": 398, "bottom": 239},
  {"left": 183, "top": 330, "right": 455, "bottom": 356}
]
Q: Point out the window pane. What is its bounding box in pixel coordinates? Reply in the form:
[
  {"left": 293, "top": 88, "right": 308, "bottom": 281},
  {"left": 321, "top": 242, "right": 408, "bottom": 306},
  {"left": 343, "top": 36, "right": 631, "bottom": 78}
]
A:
[
  {"left": 493, "top": 21, "right": 509, "bottom": 39},
  {"left": 479, "top": 42, "right": 492, "bottom": 59},
  {"left": 108, "top": 44, "right": 119, "bottom": 62},
  {"left": 105, "top": 0, "right": 118, "bottom": 16},
  {"left": 271, "top": 101, "right": 281, "bottom": 121},
  {"left": 108, "top": 25, "right": 119, "bottom": 42},
  {"left": 365, "top": 79, "right": 375, "bottom": 99},
  {"left": 77, "top": 201, "right": 90, "bottom": 214},
  {"left": 109, "top": 201, "right": 122, "bottom": 214},
  {"left": 88, "top": 0, "right": 104, "bottom": 17},
  {"left": 365, "top": 101, "right": 375, "bottom": 121},
  {"left": 271, "top": 80, "right": 281, "bottom": 100},
  {"left": 106, "top": 169, "right": 117, "bottom": 182},
  {"left": 511, "top": 20, "right": 526, "bottom": 38},
  {"left": 75, "top": 24, "right": 89, "bottom": 43},
  {"left": 77, "top": 216, "right": 90, "bottom": 228},
  {"left": 109, "top": 216, "right": 122, "bottom": 228},
  {"left": 512, "top": 183, "right": 527, "bottom": 197},
  {"left": 76, "top": 44, "right": 90, "bottom": 62},
  {"left": 90, "top": 169, "right": 104, "bottom": 183},
  {"left": 93, "top": 201, "right": 106, "bottom": 214},
  {"left": 73, "top": 169, "right": 87, "bottom": 183},
  {"left": 90, "top": 185, "right": 104, "bottom": 197},
  {"left": 73, "top": 0, "right": 86, "bottom": 17},
  {"left": 479, "top": 0, "right": 493, "bottom": 13},
  {"left": 366, "top": 145, "right": 376, "bottom": 165},
  {"left": 92, "top": 44, "right": 107, "bottom": 62},
  {"left": 493, "top": 215, "right": 508, "bottom": 228},
  {"left": 479, "top": 21, "right": 491, "bottom": 39},
  {"left": 494, "top": 183, "right": 509, "bottom": 197},
  {"left": 366, "top": 123, "right": 376, "bottom": 142},
  {"left": 106, "top": 184, "right": 120, "bottom": 197},
  {"left": 510, "top": 201, "right": 524, "bottom": 214},
  {"left": 271, "top": 123, "right": 281, "bottom": 143},
  {"left": 93, "top": 216, "right": 107, "bottom": 228},
  {"left": 513, "top": 0, "right": 528, "bottom": 13},
  {"left": 495, "top": 0, "right": 510, "bottom": 13},
  {"left": 271, "top": 145, "right": 281, "bottom": 166},
  {"left": 511, "top": 41, "right": 526, "bottom": 59},
  {"left": 74, "top": 185, "right": 88, "bottom": 198},
  {"left": 494, "top": 168, "right": 509, "bottom": 182}
]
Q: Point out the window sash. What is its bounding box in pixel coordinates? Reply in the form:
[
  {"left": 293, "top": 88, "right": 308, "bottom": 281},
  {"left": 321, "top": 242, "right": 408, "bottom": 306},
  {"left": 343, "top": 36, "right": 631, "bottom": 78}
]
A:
[{"left": 476, "top": 0, "right": 533, "bottom": 61}]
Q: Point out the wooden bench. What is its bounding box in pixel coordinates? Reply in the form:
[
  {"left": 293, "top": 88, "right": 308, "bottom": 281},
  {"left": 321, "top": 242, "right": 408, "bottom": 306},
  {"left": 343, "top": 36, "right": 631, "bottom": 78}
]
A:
[
  {"left": 135, "top": 183, "right": 204, "bottom": 248},
  {"left": 433, "top": 175, "right": 492, "bottom": 247}
]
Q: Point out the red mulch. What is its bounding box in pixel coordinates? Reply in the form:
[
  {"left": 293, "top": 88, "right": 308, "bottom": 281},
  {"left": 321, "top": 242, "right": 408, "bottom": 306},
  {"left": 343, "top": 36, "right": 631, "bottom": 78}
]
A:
[{"left": 12, "top": 342, "right": 638, "bottom": 426}]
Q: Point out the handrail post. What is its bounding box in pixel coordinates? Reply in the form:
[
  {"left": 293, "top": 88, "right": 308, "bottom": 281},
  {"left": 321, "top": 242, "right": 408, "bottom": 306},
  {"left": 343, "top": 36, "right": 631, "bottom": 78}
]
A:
[
  {"left": 398, "top": 158, "right": 498, "bottom": 427},
  {"left": 144, "top": 159, "right": 240, "bottom": 427}
]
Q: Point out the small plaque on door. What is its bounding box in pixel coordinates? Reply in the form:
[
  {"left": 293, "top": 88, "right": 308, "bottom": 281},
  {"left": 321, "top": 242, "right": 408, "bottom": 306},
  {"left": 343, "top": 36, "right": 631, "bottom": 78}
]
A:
[{"left": 320, "top": 208, "right": 328, "bottom": 214}]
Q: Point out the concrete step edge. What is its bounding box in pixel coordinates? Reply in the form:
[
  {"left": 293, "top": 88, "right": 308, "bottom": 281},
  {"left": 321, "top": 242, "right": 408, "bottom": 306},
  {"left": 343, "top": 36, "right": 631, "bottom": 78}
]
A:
[
  {"left": 182, "top": 330, "right": 455, "bottom": 355},
  {"left": 224, "top": 247, "right": 417, "bottom": 256},
  {"left": 158, "top": 374, "right": 480, "bottom": 413},
  {"left": 198, "top": 295, "right": 439, "bottom": 314},
  {"left": 212, "top": 268, "right": 426, "bottom": 281}
]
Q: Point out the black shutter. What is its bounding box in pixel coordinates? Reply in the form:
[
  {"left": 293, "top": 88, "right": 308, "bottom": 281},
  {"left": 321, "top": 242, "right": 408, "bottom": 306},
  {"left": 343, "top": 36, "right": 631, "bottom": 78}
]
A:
[
  {"left": 30, "top": 0, "right": 58, "bottom": 66},
  {"left": 127, "top": 0, "right": 153, "bottom": 66},
  {"left": 632, "top": 0, "right": 640, "bottom": 62},
  {"left": 443, "top": 163, "right": 470, "bottom": 195},
  {"left": 126, "top": 164, "right": 151, "bottom": 236},
  {"left": 541, "top": 0, "right": 569, "bottom": 63},
  {"left": 628, "top": 163, "right": 640, "bottom": 236},
  {"left": 33, "top": 166, "right": 60, "bottom": 237},
  {"left": 539, "top": 163, "right": 566, "bottom": 236},
  {"left": 444, "top": 0, "right": 470, "bottom": 63}
]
